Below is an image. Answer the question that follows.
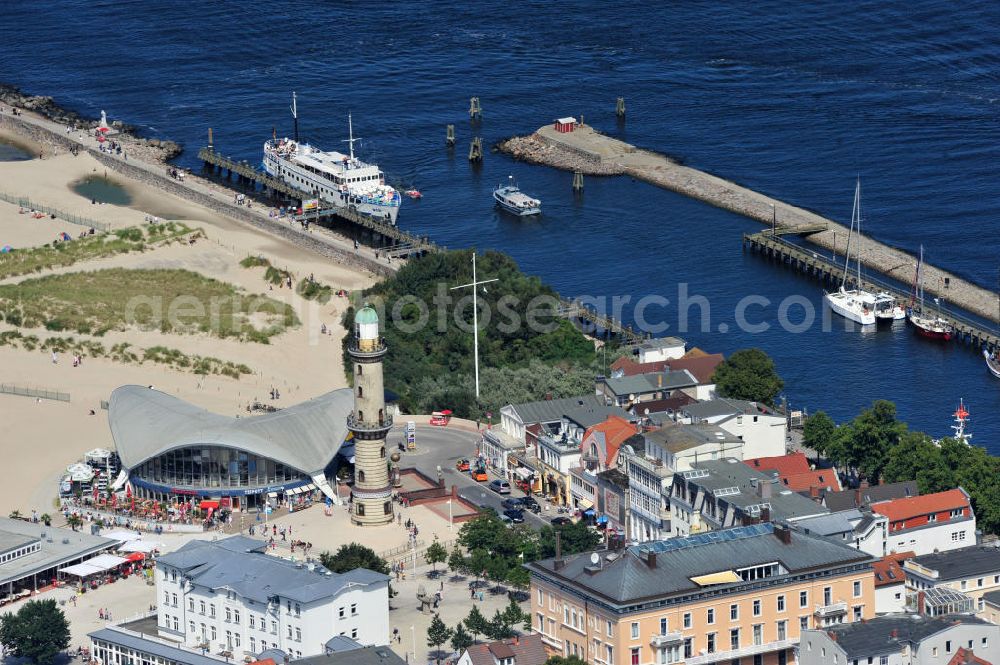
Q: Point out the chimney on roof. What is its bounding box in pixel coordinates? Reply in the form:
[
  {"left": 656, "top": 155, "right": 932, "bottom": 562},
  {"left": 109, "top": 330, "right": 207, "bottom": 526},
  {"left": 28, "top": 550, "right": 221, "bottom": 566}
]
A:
[
  {"left": 554, "top": 532, "right": 564, "bottom": 571},
  {"left": 810, "top": 486, "right": 820, "bottom": 499},
  {"left": 658, "top": 374, "right": 663, "bottom": 388},
  {"left": 758, "top": 480, "right": 772, "bottom": 499},
  {"left": 917, "top": 591, "right": 926, "bottom": 615},
  {"left": 774, "top": 524, "right": 792, "bottom": 544},
  {"left": 890, "top": 628, "right": 898, "bottom": 639},
  {"left": 855, "top": 487, "right": 862, "bottom": 507},
  {"left": 760, "top": 506, "right": 771, "bottom": 523},
  {"left": 645, "top": 550, "right": 657, "bottom": 569}
]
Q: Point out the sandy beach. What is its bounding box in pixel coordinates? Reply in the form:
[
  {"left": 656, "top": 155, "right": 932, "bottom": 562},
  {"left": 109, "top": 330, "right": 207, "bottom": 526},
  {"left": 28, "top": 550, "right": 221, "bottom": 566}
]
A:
[{"left": 0, "top": 126, "right": 377, "bottom": 517}]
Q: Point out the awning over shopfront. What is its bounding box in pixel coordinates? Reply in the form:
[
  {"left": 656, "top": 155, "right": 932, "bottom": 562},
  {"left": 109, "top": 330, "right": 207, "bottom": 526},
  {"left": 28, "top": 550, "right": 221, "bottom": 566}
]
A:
[
  {"left": 101, "top": 529, "right": 141, "bottom": 543},
  {"left": 119, "top": 540, "right": 161, "bottom": 554},
  {"left": 59, "top": 554, "right": 128, "bottom": 577},
  {"left": 199, "top": 500, "right": 219, "bottom": 510},
  {"left": 576, "top": 499, "right": 594, "bottom": 510},
  {"left": 514, "top": 467, "right": 534, "bottom": 480},
  {"left": 124, "top": 552, "right": 145, "bottom": 563}
]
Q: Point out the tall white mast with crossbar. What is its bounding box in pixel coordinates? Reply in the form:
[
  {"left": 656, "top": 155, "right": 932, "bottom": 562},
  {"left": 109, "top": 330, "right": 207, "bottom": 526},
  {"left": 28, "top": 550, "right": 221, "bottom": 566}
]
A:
[{"left": 450, "top": 253, "right": 498, "bottom": 399}]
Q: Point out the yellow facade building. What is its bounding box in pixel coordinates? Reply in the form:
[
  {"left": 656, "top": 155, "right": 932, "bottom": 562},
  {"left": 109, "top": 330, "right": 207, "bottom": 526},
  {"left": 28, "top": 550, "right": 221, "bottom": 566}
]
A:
[{"left": 526, "top": 523, "right": 874, "bottom": 665}]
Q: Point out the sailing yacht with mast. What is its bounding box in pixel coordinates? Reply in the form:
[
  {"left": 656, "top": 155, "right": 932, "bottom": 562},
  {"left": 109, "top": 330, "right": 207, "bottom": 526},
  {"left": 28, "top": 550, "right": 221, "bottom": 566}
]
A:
[
  {"left": 907, "top": 245, "right": 953, "bottom": 340},
  {"left": 824, "top": 180, "right": 876, "bottom": 325}
]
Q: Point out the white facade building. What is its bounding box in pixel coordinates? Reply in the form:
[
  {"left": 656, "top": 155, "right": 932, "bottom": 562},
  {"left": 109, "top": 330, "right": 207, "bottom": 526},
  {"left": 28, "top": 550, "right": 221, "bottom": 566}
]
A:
[
  {"left": 678, "top": 399, "right": 787, "bottom": 459},
  {"left": 155, "top": 537, "right": 389, "bottom": 661},
  {"left": 634, "top": 337, "right": 686, "bottom": 363}
]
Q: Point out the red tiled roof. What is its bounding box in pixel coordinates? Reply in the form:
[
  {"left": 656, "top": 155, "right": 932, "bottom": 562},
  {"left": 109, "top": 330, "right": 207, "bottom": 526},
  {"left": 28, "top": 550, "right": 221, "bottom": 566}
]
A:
[
  {"left": 872, "top": 551, "right": 914, "bottom": 588},
  {"left": 780, "top": 469, "right": 842, "bottom": 493},
  {"left": 464, "top": 635, "right": 547, "bottom": 665},
  {"left": 948, "top": 648, "right": 993, "bottom": 665},
  {"left": 745, "top": 452, "right": 811, "bottom": 476},
  {"left": 610, "top": 357, "right": 670, "bottom": 377},
  {"left": 668, "top": 353, "right": 725, "bottom": 384},
  {"left": 584, "top": 415, "right": 638, "bottom": 466},
  {"left": 871, "top": 488, "right": 971, "bottom": 522}
]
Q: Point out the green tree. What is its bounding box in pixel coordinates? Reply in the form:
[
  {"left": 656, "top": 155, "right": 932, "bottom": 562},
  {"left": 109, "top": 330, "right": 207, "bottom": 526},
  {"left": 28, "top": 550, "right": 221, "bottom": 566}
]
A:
[
  {"left": 0, "top": 599, "right": 70, "bottom": 664},
  {"left": 844, "top": 400, "right": 904, "bottom": 481},
  {"left": 505, "top": 564, "right": 530, "bottom": 592},
  {"left": 66, "top": 514, "right": 82, "bottom": 531},
  {"left": 538, "top": 522, "right": 601, "bottom": 558},
  {"left": 39, "top": 513, "right": 51, "bottom": 527},
  {"left": 501, "top": 597, "right": 528, "bottom": 633},
  {"left": 451, "top": 623, "right": 474, "bottom": 652},
  {"left": 425, "top": 538, "right": 448, "bottom": 572},
  {"left": 487, "top": 609, "right": 515, "bottom": 640},
  {"left": 319, "top": 543, "right": 389, "bottom": 575},
  {"left": 464, "top": 605, "right": 489, "bottom": 642},
  {"left": 427, "top": 614, "right": 453, "bottom": 663},
  {"left": 545, "top": 657, "right": 589, "bottom": 665},
  {"left": 803, "top": 411, "right": 837, "bottom": 458},
  {"left": 711, "top": 348, "right": 784, "bottom": 406},
  {"left": 448, "top": 546, "right": 467, "bottom": 575}
]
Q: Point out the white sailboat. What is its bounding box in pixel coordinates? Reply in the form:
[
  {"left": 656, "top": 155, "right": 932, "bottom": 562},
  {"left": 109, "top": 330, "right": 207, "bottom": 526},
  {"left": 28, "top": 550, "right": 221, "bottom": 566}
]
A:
[{"left": 824, "top": 179, "right": 876, "bottom": 325}]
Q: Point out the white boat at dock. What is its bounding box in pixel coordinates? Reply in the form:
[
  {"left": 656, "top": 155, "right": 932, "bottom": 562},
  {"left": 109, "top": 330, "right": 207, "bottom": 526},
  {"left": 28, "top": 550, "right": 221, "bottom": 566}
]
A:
[
  {"left": 262, "top": 94, "right": 401, "bottom": 224},
  {"left": 493, "top": 176, "right": 540, "bottom": 216},
  {"left": 824, "top": 179, "right": 877, "bottom": 325}
]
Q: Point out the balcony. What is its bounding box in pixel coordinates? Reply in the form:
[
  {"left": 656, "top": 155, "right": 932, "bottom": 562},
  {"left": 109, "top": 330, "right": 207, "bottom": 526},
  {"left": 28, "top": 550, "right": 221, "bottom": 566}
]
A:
[
  {"left": 814, "top": 601, "right": 848, "bottom": 618},
  {"left": 650, "top": 631, "right": 684, "bottom": 648},
  {"left": 348, "top": 339, "right": 387, "bottom": 359},
  {"left": 686, "top": 638, "right": 797, "bottom": 665},
  {"left": 346, "top": 413, "right": 393, "bottom": 434}
]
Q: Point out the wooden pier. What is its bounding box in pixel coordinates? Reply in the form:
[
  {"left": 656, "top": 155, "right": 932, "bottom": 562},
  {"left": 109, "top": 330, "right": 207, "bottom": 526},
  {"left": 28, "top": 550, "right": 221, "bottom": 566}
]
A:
[
  {"left": 198, "top": 147, "right": 440, "bottom": 256},
  {"left": 558, "top": 299, "right": 649, "bottom": 345},
  {"left": 743, "top": 232, "right": 1000, "bottom": 352}
]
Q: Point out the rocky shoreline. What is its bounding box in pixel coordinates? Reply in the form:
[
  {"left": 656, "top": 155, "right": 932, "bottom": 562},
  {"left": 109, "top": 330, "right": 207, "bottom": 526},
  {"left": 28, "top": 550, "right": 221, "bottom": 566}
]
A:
[
  {"left": 0, "top": 83, "right": 182, "bottom": 163},
  {"left": 497, "top": 133, "right": 626, "bottom": 176}
]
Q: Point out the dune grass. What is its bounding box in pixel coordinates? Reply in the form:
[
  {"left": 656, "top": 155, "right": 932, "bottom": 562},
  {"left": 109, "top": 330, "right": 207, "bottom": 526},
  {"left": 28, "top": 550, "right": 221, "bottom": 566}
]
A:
[
  {"left": 0, "top": 268, "right": 298, "bottom": 342},
  {"left": 0, "top": 332, "right": 253, "bottom": 378},
  {"left": 0, "top": 222, "right": 198, "bottom": 280}
]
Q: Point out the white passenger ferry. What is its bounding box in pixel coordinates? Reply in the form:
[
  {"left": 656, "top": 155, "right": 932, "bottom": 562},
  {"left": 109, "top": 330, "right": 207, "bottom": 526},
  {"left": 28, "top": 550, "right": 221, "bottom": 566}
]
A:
[{"left": 263, "top": 105, "right": 401, "bottom": 224}]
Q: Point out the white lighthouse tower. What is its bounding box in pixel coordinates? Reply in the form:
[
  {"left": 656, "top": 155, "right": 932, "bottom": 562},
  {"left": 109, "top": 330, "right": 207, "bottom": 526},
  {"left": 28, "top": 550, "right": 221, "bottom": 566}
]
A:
[{"left": 346, "top": 305, "right": 394, "bottom": 526}]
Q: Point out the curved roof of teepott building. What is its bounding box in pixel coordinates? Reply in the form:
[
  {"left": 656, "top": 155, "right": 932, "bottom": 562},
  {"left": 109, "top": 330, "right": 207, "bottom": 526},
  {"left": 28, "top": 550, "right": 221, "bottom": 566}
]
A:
[{"left": 108, "top": 385, "right": 353, "bottom": 475}]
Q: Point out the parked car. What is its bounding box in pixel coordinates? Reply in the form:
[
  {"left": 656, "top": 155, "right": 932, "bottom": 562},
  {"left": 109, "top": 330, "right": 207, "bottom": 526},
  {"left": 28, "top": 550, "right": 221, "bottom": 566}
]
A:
[
  {"left": 489, "top": 479, "right": 511, "bottom": 494},
  {"left": 521, "top": 496, "right": 541, "bottom": 513},
  {"left": 550, "top": 516, "right": 573, "bottom": 526},
  {"left": 471, "top": 461, "right": 489, "bottom": 482},
  {"left": 500, "top": 514, "right": 514, "bottom": 527},
  {"left": 501, "top": 497, "right": 523, "bottom": 511},
  {"left": 455, "top": 458, "right": 470, "bottom": 472},
  {"left": 503, "top": 509, "right": 525, "bottom": 524}
]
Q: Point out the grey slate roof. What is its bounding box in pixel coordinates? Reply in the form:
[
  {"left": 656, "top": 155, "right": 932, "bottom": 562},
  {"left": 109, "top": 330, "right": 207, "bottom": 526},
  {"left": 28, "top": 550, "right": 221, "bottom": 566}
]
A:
[
  {"left": 562, "top": 402, "right": 632, "bottom": 428},
  {"left": 0, "top": 518, "right": 116, "bottom": 586},
  {"left": 597, "top": 468, "right": 629, "bottom": 491},
  {"left": 109, "top": 385, "right": 354, "bottom": 475},
  {"left": 508, "top": 395, "right": 608, "bottom": 426},
  {"left": 90, "top": 626, "right": 230, "bottom": 665},
  {"left": 601, "top": 371, "right": 697, "bottom": 397},
  {"left": 645, "top": 423, "right": 741, "bottom": 454},
  {"left": 682, "top": 459, "right": 829, "bottom": 521},
  {"left": 296, "top": 646, "right": 406, "bottom": 665},
  {"left": 156, "top": 536, "right": 387, "bottom": 605},
  {"left": 681, "top": 398, "right": 757, "bottom": 420},
  {"left": 793, "top": 509, "right": 863, "bottom": 536},
  {"left": 823, "top": 481, "right": 918, "bottom": 512},
  {"left": 323, "top": 636, "right": 363, "bottom": 653},
  {"left": 983, "top": 590, "right": 1000, "bottom": 608},
  {"left": 526, "top": 522, "right": 871, "bottom": 606},
  {"left": 907, "top": 544, "right": 1000, "bottom": 581},
  {"left": 818, "top": 614, "right": 992, "bottom": 658}
]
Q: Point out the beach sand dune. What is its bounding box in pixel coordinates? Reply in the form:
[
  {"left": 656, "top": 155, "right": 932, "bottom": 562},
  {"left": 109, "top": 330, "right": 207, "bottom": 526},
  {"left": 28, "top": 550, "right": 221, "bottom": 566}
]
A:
[{"left": 0, "top": 129, "right": 376, "bottom": 515}]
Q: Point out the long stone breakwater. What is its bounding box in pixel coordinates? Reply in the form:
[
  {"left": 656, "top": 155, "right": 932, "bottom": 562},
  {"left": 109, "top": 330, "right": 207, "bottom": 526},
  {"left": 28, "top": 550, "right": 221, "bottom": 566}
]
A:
[{"left": 500, "top": 124, "right": 998, "bottom": 324}]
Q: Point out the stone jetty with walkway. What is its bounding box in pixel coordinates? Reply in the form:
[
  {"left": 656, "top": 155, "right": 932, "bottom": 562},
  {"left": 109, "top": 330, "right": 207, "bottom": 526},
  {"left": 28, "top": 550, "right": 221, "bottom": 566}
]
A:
[{"left": 500, "top": 123, "right": 998, "bottom": 324}]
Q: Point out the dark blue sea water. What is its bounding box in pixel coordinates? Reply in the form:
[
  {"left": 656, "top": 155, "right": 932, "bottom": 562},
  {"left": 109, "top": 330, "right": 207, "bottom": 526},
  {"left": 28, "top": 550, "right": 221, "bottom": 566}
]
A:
[{"left": 3, "top": 1, "right": 999, "bottom": 448}]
